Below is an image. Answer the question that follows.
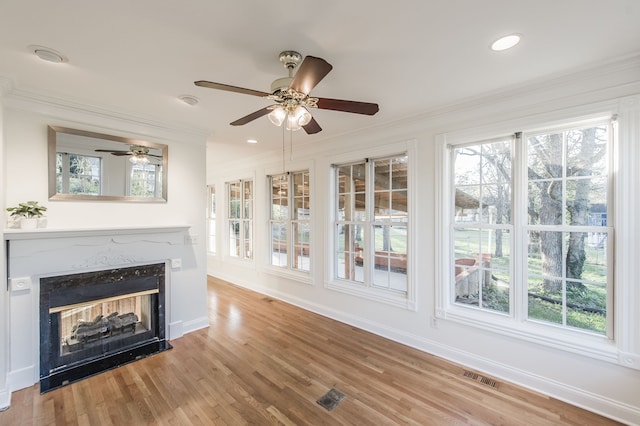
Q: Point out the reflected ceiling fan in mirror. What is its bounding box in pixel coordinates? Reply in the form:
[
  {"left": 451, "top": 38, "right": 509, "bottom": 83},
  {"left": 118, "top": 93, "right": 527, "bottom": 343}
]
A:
[
  {"left": 194, "top": 51, "right": 379, "bottom": 134},
  {"left": 95, "top": 145, "right": 162, "bottom": 164}
]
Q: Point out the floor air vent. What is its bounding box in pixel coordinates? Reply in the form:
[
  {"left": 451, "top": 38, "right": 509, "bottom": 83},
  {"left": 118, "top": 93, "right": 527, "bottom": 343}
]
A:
[
  {"left": 463, "top": 370, "right": 499, "bottom": 388},
  {"left": 317, "top": 388, "right": 346, "bottom": 411}
]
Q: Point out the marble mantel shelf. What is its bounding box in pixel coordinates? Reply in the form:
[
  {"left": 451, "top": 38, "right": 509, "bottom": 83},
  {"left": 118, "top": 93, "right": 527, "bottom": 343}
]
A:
[{"left": 3, "top": 224, "right": 191, "bottom": 241}]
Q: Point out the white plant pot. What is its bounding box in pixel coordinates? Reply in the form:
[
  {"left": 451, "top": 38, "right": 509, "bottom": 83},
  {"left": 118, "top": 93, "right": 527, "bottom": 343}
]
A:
[{"left": 20, "top": 217, "right": 38, "bottom": 229}]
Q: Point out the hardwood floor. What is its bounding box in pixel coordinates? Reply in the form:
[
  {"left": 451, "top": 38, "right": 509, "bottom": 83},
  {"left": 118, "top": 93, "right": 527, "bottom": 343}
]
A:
[{"left": 0, "top": 276, "right": 620, "bottom": 425}]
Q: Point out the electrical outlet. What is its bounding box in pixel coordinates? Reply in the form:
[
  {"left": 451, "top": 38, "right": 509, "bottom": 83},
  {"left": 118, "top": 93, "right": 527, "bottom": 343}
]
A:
[
  {"left": 170, "top": 258, "right": 182, "bottom": 269},
  {"left": 184, "top": 234, "right": 198, "bottom": 245},
  {"left": 10, "top": 276, "right": 32, "bottom": 292}
]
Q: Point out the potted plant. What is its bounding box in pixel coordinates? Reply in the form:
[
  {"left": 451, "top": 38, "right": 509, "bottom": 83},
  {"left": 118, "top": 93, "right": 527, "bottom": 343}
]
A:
[{"left": 6, "top": 201, "right": 48, "bottom": 229}]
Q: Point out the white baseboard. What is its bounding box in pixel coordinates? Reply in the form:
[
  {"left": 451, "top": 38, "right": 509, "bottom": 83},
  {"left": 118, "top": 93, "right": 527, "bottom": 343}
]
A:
[
  {"left": 0, "top": 387, "right": 10, "bottom": 411},
  {"left": 8, "top": 365, "right": 36, "bottom": 393},
  {"left": 183, "top": 317, "right": 209, "bottom": 335}
]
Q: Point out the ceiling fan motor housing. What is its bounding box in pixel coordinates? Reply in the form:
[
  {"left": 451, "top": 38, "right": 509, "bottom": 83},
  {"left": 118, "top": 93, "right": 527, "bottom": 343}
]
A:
[{"left": 270, "top": 76, "right": 293, "bottom": 94}]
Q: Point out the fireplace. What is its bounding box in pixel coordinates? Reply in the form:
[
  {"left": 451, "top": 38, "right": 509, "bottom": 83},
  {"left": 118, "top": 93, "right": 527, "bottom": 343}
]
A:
[{"left": 38, "top": 262, "right": 171, "bottom": 392}]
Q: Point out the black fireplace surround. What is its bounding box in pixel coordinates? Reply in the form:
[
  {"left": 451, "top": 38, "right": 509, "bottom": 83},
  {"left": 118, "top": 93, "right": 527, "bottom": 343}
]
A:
[{"left": 39, "top": 263, "right": 171, "bottom": 393}]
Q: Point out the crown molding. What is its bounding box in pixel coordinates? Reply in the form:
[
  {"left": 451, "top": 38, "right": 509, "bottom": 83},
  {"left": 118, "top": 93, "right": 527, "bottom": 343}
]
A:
[{"left": 1, "top": 81, "right": 210, "bottom": 144}]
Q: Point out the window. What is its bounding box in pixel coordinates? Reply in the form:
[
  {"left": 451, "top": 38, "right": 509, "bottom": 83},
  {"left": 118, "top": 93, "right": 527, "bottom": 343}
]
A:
[
  {"left": 269, "top": 171, "right": 311, "bottom": 272},
  {"left": 334, "top": 154, "right": 409, "bottom": 295},
  {"left": 445, "top": 118, "right": 612, "bottom": 337},
  {"left": 207, "top": 185, "right": 216, "bottom": 254},
  {"left": 227, "top": 179, "right": 253, "bottom": 259},
  {"left": 56, "top": 152, "right": 101, "bottom": 195},
  {"left": 127, "top": 162, "right": 162, "bottom": 197}
]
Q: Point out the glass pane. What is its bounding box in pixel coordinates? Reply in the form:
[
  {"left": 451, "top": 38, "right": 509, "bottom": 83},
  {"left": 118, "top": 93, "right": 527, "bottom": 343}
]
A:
[
  {"left": 481, "top": 228, "right": 510, "bottom": 272},
  {"left": 565, "top": 177, "right": 607, "bottom": 226},
  {"left": 243, "top": 221, "right": 252, "bottom": 259},
  {"left": 391, "top": 190, "right": 408, "bottom": 219},
  {"left": 374, "top": 192, "right": 390, "bottom": 220},
  {"left": 337, "top": 166, "right": 351, "bottom": 194},
  {"left": 455, "top": 264, "right": 479, "bottom": 307},
  {"left": 243, "top": 180, "right": 253, "bottom": 219},
  {"left": 527, "top": 231, "right": 562, "bottom": 279},
  {"left": 336, "top": 224, "right": 364, "bottom": 283},
  {"left": 454, "top": 186, "right": 480, "bottom": 223},
  {"left": 527, "top": 276, "right": 562, "bottom": 325},
  {"left": 270, "top": 222, "right": 287, "bottom": 267},
  {"left": 374, "top": 225, "right": 407, "bottom": 255},
  {"left": 566, "top": 126, "right": 608, "bottom": 178},
  {"left": 566, "top": 281, "right": 606, "bottom": 334},
  {"left": 391, "top": 156, "right": 408, "bottom": 190},
  {"left": 209, "top": 186, "right": 216, "bottom": 219},
  {"left": 353, "top": 163, "right": 366, "bottom": 192},
  {"left": 527, "top": 133, "right": 563, "bottom": 179},
  {"left": 354, "top": 193, "right": 366, "bottom": 221},
  {"left": 454, "top": 228, "right": 479, "bottom": 260},
  {"left": 481, "top": 140, "right": 511, "bottom": 185},
  {"left": 527, "top": 180, "right": 563, "bottom": 225},
  {"left": 454, "top": 145, "right": 481, "bottom": 185},
  {"left": 293, "top": 222, "right": 310, "bottom": 272},
  {"left": 374, "top": 158, "right": 391, "bottom": 191},
  {"left": 69, "top": 154, "right": 101, "bottom": 195},
  {"left": 480, "top": 184, "right": 510, "bottom": 224},
  {"left": 229, "top": 182, "right": 241, "bottom": 218},
  {"left": 229, "top": 221, "right": 240, "bottom": 257}
]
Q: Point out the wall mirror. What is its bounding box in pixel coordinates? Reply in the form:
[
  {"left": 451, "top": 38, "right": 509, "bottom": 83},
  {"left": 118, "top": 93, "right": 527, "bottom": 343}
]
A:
[{"left": 48, "top": 126, "right": 168, "bottom": 202}]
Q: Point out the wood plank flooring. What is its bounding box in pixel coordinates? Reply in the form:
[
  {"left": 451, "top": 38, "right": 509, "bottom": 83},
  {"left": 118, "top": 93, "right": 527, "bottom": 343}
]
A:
[{"left": 0, "top": 276, "right": 621, "bottom": 425}]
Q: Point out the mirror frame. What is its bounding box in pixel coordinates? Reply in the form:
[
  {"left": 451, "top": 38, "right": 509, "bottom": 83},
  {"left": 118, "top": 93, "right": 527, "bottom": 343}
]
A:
[{"left": 48, "top": 125, "right": 168, "bottom": 202}]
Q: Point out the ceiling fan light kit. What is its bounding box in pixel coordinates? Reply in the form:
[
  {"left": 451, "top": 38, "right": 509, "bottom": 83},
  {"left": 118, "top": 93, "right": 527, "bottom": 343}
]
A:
[{"left": 194, "top": 50, "right": 379, "bottom": 135}]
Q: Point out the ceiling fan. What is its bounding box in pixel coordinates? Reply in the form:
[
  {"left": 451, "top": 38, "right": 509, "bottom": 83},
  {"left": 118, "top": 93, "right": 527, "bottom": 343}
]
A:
[
  {"left": 194, "top": 51, "right": 379, "bottom": 134},
  {"left": 95, "top": 145, "right": 162, "bottom": 164}
]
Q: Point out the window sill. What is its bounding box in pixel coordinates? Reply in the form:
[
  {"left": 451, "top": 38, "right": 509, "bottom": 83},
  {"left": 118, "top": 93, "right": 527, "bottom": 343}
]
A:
[
  {"left": 437, "top": 307, "right": 622, "bottom": 366},
  {"left": 264, "top": 266, "right": 312, "bottom": 285},
  {"left": 327, "top": 279, "right": 416, "bottom": 310}
]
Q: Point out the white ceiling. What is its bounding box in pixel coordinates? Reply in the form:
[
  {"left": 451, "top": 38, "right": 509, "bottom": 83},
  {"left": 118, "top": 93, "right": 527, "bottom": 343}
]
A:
[{"left": 1, "top": 0, "right": 639, "bottom": 151}]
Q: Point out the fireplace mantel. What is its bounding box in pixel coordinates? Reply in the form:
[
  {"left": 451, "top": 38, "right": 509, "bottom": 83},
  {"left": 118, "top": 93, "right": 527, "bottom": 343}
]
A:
[
  {"left": 3, "top": 224, "right": 191, "bottom": 241},
  {"left": 5, "top": 223, "right": 198, "bottom": 394}
]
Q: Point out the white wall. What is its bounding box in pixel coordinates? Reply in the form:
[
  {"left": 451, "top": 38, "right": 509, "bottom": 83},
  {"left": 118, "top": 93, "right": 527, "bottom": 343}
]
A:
[
  {"left": 0, "top": 83, "right": 10, "bottom": 409},
  {"left": 0, "top": 90, "right": 209, "bottom": 407},
  {"left": 207, "top": 55, "right": 640, "bottom": 424}
]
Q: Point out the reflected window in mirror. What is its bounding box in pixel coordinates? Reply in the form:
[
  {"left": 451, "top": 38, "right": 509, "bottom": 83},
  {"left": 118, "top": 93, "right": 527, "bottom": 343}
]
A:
[
  {"left": 56, "top": 152, "right": 102, "bottom": 195},
  {"left": 48, "top": 126, "right": 168, "bottom": 202}
]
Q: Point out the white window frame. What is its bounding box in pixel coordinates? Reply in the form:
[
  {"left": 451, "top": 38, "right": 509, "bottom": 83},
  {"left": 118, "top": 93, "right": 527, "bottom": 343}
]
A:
[
  {"left": 207, "top": 184, "right": 216, "bottom": 255},
  {"left": 56, "top": 151, "right": 103, "bottom": 195},
  {"left": 266, "top": 170, "right": 312, "bottom": 278},
  {"left": 125, "top": 161, "right": 162, "bottom": 198},
  {"left": 226, "top": 178, "right": 253, "bottom": 260},
  {"left": 327, "top": 140, "right": 417, "bottom": 310},
  {"left": 435, "top": 102, "right": 640, "bottom": 366}
]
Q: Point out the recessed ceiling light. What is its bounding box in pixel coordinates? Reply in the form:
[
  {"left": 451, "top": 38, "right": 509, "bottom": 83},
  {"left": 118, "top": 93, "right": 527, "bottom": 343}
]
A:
[
  {"left": 29, "top": 45, "right": 68, "bottom": 63},
  {"left": 178, "top": 95, "right": 199, "bottom": 106},
  {"left": 490, "top": 34, "right": 521, "bottom": 51},
  {"left": 247, "top": 139, "right": 258, "bottom": 144}
]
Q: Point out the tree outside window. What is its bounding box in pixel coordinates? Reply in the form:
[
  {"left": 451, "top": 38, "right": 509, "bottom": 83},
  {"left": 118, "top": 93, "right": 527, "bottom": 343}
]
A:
[
  {"left": 56, "top": 152, "right": 101, "bottom": 195},
  {"left": 449, "top": 120, "right": 611, "bottom": 335}
]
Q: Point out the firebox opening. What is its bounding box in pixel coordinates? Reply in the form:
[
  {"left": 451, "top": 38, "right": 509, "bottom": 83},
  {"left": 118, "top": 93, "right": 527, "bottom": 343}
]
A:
[{"left": 39, "top": 263, "right": 171, "bottom": 393}]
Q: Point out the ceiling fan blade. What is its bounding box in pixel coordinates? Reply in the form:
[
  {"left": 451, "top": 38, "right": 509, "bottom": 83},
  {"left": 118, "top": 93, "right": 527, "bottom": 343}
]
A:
[
  {"left": 290, "top": 56, "right": 333, "bottom": 95},
  {"left": 303, "top": 117, "right": 322, "bottom": 134},
  {"left": 316, "top": 97, "right": 379, "bottom": 115},
  {"left": 110, "top": 152, "right": 134, "bottom": 156},
  {"left": 194, "top": 80, "right": 270, "bottom": 97},
  {"left": 230, "top": 107, "right": 272, "bottom": 126},
  {"left": 95, "top": 149, "right": 131, "bottom": 154}
]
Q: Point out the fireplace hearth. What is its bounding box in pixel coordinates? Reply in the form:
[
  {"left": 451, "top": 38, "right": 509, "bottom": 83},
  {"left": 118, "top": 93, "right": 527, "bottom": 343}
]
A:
[{"left": 39, "top": 263, "right": 171, "bottom": 392}]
